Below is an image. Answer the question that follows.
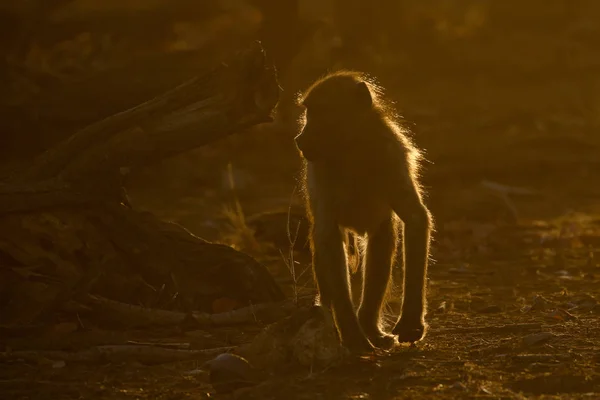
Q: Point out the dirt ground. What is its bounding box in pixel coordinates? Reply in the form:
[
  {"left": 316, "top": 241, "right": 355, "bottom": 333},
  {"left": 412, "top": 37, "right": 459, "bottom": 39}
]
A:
[{"left": 1, "top": 190, "right": 600, "bottom": 399}]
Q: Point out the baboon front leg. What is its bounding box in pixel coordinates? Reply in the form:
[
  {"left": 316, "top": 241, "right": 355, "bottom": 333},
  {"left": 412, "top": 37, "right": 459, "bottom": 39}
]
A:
[
  {"left": 358, "top": 216, "right": 398, "bottom": 349},
  {"left": 390, "top": 173, "right": 433, "bottom": 343},
  {"left": 311, "top": 221, "right": 374, "bottom": 352},
  {"left": 392, "top": 206, "right": 431, "bottom": 342}
]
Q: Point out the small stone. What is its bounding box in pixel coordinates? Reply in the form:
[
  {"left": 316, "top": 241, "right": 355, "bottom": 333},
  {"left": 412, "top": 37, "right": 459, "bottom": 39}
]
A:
[
  {"left": 436, "top": 301, "right": 447, "bottom": 314},
  {"left": 522, "top": 332, "right": 555, "bottom": 347},
  {"left": 291, "top": 306, "right": 347, "bottom": 367},
  {"left": 545, "top": 308, "right": 578, "bottom": 322},
  {"left": 528, "top": 295, "right": 553, "bottom": 312},
  {"left": 450, "top": 381, "right": 467, "bottom": 391},
  {"left": 204, "top": 353, "right": 258, "bottom": 394}
]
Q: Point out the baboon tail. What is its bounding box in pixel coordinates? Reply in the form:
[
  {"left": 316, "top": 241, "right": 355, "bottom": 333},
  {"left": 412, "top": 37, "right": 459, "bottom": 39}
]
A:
[{"left": 346, "top": 231, "right": 363, "bottom": 274}]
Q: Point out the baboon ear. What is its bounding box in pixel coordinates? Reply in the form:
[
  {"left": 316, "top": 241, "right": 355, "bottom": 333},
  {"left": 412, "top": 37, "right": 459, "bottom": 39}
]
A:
[{"left": 355, "top": 81, "right": 373, "bottom": 107}]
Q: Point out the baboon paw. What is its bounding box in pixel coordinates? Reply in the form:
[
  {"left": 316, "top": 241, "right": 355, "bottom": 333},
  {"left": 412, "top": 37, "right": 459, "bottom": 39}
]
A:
[
  {"left": 392, "top": 320, "right": 426, "bottom": 343},
  {"left": 358, "top": 316, "right": 397, "bottom": 350},
  {"left": 368, "top": 332, "right": 397, "bottom": 350}
]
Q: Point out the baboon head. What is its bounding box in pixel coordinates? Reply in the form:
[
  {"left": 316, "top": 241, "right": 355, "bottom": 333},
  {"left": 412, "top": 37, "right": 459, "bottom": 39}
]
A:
[{"left": 294, "top": 71, "right": 377, "bottom": 161}]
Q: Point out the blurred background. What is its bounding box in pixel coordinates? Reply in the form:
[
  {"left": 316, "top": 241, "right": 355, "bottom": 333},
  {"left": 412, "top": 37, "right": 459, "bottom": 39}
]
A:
[{"left": 1, "top": 0, "right": 599, "bottom": 239}]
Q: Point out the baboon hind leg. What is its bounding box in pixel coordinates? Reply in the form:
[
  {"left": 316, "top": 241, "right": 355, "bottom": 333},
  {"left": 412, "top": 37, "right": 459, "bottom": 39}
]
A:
[
  {"left": 311, "top": 221, "right": 374, "bottom": 352},
  {"left": 357, "top": 216, "right": 398, "bottom": 349}
]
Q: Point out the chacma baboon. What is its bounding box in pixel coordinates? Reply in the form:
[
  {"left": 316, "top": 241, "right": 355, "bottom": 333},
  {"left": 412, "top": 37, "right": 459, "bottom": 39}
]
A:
[{"left": 294, "top": 71, "right": 433, "bottom": 352}]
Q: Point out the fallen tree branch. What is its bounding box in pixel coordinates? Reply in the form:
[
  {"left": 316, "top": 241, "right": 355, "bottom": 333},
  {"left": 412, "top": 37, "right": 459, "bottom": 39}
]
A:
[
  {"left": 0, "top": 345, "right": 235, "bottom": 365},
  {"left": 89, "top": 204, "right": 286, "bottom": 305},
  {"left": 86, "top": 295, "right": 296, "bottom": 328},
  {"left": 0, "top": 42, "right": 285, "bottom": 326},
  {"left": 11, "top": 41, "right": 279, "bottom": 184},
  {"left": 0, "top": 179, "right": 89, "bottom": 215}
]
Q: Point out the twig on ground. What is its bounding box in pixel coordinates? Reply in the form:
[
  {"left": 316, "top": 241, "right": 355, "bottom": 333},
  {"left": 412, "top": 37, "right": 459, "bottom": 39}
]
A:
[
  {"left": 283, "top": 183, "right": 303, "bottom": 304},
  {"left": 433, "top": 323, "right": 542, "bottom": 334},
  {"left": 481, "top": 179, "right": 541, "bottom": 221}
]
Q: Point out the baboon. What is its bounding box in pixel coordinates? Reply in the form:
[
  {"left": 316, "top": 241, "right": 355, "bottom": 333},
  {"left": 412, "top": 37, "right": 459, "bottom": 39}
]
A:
[{"left": 294, "top": 71, "right": 433, "bottom": 352}]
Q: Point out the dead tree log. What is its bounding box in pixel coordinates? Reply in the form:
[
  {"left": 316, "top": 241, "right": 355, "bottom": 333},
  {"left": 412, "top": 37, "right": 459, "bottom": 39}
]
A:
[{"left": 0, "top": 42, "right": 285, "bottom": 326}]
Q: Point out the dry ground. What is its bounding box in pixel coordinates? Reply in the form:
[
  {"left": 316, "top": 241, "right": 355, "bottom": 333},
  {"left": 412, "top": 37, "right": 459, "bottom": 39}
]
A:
[{"left": 1, "top": 195, "right": 599, "bottom": 399}]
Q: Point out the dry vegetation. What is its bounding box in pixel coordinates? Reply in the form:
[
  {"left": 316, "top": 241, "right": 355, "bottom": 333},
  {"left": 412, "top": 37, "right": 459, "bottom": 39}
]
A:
[{"left": 1, "top": 0, "right": 600, "bottom": 399}]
